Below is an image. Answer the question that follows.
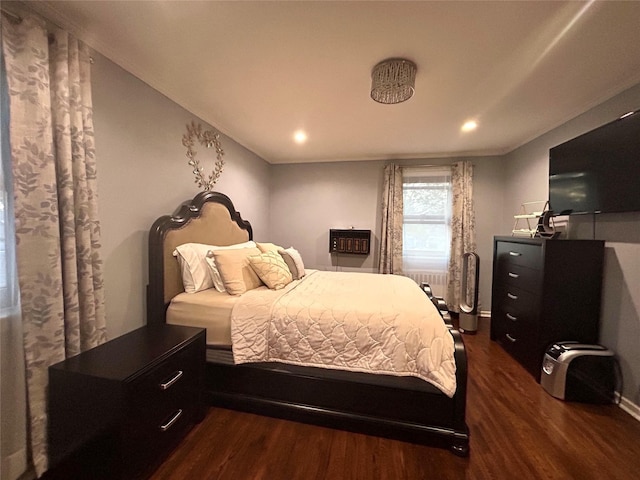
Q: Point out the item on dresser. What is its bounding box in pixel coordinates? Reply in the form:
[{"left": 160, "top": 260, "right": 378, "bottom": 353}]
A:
[
  {"left": 146, "top": 191, "right": 470, "bottom": 456},
  {"left": 48, "top": 324, "right": 205, "bottom": 480},
  {"left": 490, "top": 236, "right": 604, "bottom": 381},
  {"left": 511, "top": 201, "right": 557, "bottom": 238}
]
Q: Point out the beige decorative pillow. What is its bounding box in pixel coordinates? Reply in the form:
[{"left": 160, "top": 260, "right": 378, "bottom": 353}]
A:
[
  {"left": 248, "top": 251, "right": 293, "bottom": 290},
  {"left": 256, "top": 242, "right": 284, "bottom": 255},
  {"left": 278, "top": 247, "right": 306, "bottom": 280},
  {"left": 204, "top": 240, "right": 257, "bottom": 292},
  {"left": 211, "top": 247, "right": 263, "bottom": 295}
]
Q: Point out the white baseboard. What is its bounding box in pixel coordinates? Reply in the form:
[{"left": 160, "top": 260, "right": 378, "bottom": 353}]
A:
[{"left": 619, "top": 395, "right": 640, "bottom": 422}]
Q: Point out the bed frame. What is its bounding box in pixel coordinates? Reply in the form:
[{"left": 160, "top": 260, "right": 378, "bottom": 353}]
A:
[{"left": 147, "top": 191, "right": 470, "bottom": 456}]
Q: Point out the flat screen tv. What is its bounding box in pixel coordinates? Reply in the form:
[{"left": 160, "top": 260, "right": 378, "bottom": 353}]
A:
[{"left": 548, "top": 109, "right": 640, "bottom": 215}]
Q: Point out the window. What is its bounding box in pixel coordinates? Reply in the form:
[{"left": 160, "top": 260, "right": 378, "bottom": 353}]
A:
[
  {"left": 1, "top": 51, "right": 17, "bottom": 314},
  {"left": 402, "top": 167, "right": 452, "bottom": 294}
]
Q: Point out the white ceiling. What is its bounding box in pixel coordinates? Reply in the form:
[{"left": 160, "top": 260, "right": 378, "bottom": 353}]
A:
[{"left": 27, "top": 1, "right": 640, "bottom": 164}]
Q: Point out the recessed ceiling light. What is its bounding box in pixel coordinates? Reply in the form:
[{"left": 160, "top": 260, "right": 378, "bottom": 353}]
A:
[
  {"left": 293, "top": 130, "right": 308, "bottom": 144},
  {"left": 461, "top": 120, "right": 478, "bottom": 132}
]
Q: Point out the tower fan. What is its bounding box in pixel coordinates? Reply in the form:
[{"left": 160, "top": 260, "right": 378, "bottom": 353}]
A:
[{"left": 459, "top": 252, "right": 479, "bottom": 334}]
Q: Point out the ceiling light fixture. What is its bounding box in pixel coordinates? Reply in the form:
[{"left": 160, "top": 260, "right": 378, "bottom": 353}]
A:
[
  {"left": 370, "top": 58, "right": 417, "bottom": 104},
  {"left": 461, "top": 120, "right": 478, "bottom": 132},
  {"left": 293, "top": 130, "right": 308, "bottom": 144}
]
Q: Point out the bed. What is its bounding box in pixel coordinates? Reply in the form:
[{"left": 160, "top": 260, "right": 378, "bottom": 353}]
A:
[{"left": 147, "top": 191, "right": 470, "bottom": 456}]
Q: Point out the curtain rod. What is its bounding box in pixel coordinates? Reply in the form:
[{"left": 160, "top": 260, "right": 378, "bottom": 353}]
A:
[
  {"left": 1, "top": 7, "right": 22, "bottom": 24},
  {"left": 0, "top": 7, "right": 95, "bottom": 64},
  {"left": 399, "top": 164, "right": 451, "bottom": 168}
]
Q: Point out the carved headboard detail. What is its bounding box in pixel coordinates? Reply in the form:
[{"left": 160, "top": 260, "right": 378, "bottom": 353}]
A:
[{"left": 147, "top": 191, "right": 252, "bottom": 325}]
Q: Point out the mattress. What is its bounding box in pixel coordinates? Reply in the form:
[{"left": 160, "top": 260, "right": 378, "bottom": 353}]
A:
[
  {"left": 166, "top": 288, "right": 239, "bottom": 346},
  {"left": 168, "top": 271, "right": 455, "bottom": 396}
]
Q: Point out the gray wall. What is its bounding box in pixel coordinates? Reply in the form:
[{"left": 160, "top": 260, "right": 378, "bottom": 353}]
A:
[
  {"left": 502, "top": 83, "right": 640, "bottom": 409},
  {"left": 270, "top": 156, "right": 504, "bottom": 312},
  {"left": 92, "top": 52, "right": 271, "bottom": 339},
  {"left": 90, "top": 43, "right": 640, "bottom": 409}
]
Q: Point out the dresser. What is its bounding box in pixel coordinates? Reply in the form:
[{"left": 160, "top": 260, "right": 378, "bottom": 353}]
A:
[
  {"left": 490, "top": 236, "right": 604, "bottom": 380},
  {"left": 48, "top": 324, "right": 206, "bottom": 480}
]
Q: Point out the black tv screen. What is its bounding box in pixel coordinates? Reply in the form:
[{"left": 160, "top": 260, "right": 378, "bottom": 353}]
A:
[{"left": 549, "top": 110, "right": 640, "bottom": 215}]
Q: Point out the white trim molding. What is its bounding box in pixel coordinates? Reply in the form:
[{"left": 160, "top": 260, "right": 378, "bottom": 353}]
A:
[{"left": 618, "top": 395, "right": 640, "bottom": 423}]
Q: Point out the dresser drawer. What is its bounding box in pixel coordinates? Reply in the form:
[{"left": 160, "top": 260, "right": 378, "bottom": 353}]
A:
[
  {"left": 494, "top": 284, "right": 538, "bottom": 320},
  {"left": 494, "top": 262, "right": 541, "bottom": 293},
  {"left": 495, "top": 241, "right": 542, "bottom": 270},
  {"left": 496, "top": 326, "right": 536, "bottom": 372}
]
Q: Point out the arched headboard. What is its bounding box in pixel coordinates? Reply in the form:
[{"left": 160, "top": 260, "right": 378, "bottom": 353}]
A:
[{"left": 147, "top": 191, "right": 253, "bottom": 325}]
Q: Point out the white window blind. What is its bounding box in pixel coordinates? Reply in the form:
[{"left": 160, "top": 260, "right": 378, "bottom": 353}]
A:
[{"left": 402, "top": 166, "right": 452, "bottom": 295}]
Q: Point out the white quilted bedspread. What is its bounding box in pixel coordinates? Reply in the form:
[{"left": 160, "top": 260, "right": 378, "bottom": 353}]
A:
[{"left": 231, "top": 270, "right": 457, "bottom": 397}]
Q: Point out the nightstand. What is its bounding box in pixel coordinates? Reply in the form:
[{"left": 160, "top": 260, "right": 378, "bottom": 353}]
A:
[{"left": 47, "top": 324, "right": 205, "bottom": 480}]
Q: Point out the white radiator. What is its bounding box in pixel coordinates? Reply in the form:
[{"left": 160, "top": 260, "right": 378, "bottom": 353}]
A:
[{"left": 403, "top": 271, "right": 448, "bottom": 298}]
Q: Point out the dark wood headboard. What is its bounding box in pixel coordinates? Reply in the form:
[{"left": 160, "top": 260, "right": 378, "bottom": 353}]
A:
[{"left": 146, "top": 191, "right": 253, "bottom": 326}]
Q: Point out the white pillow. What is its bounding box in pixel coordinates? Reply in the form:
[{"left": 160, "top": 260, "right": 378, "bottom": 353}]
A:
[
  {"left": 278, "top": 247, "right": 305, "bottom": 280},
  {"left": 173, "top": 241, "right": 255, "bottom": 293},
  {"left": 205, "top": 241, "right": 256, "bottom": 292}
]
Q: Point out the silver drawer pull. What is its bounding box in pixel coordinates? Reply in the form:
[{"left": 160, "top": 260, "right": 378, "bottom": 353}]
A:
[
  {"left": 159, "top": 370, "right": 183, "bottom": 390},
  {"left": 509, "top": 251, "right": 522, "bottom": 257},
  {"left": 507, "top": 292, "right": 518, "bottom": 300},
  {"left": 508, "top": 272, "right": 519, "bottom": 278},
  {"left": 505, "top": 334, "right": 517, "bottom": 343},
  {"left": 159, "top": 409, "right": 183, "bottom": 432},
  {"left": 506, "top": 313, "right": 517, "bottom": 321}
]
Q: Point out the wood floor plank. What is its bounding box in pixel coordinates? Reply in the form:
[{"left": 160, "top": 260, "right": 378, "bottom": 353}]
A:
[{"left": 150, "top": 318, "right": 640, "bottom": 479}]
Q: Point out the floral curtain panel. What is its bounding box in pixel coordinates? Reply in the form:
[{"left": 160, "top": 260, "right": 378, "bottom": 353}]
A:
[
  {"left": 1, "top": 43, "right": 29, "bottom": 480},
  {"left": 1, "top": 13, "right": 106, "bottom": 476},
  {"left": 379, "top": 163, "right": 403, "bottom": 274},
  {"left": 446, "top": 161, "right": 476, "bottom": 312}
]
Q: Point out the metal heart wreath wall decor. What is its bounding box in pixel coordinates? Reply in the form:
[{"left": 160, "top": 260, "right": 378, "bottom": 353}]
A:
[{"left": 182, "top": 121, "right": 225, "bottom": 191}]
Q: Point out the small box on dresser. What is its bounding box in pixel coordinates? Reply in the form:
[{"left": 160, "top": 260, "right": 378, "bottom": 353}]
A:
[
  {"left": 490, "top": 236, "right": 604, "bottom": 381},
  {"left": 48, "top": 324, "right": 206, "bottom": 480}
]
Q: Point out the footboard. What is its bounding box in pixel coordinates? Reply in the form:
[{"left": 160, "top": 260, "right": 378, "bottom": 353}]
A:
[
  {"left": 205, "top": 283, "right": 470, "bottom": 456},
  {"left": 421, "top": 282, "right": 469, "bottom": 455}
]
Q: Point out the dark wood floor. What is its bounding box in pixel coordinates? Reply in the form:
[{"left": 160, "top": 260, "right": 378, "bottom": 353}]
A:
[{"left": 150, "top": 318, "right": 640, "bottom": 479}]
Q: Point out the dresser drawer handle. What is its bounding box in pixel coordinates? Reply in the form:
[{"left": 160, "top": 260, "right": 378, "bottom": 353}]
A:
[
  {"left": 508, "top": 272, "right": 519, "bottom": 279},
  {"left": 506, "top": 313, "right": 517, "bottom": 321},
  {"left": 507, "top": 292, "right": 518, "bottom": 300},
  {"left": 159, "top": 409, "right": 183, "bottom": 432},
  {"left": 160, "top": 370, "right": 183, "bottom": 390},
  {"left": 509, "top": 251, "right": 522, "bottom": 257},
  {"left": 505, "top": 334, "right": 517, "bottom": 343}
]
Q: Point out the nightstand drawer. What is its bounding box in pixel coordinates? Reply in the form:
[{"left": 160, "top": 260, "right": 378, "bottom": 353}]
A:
[
  {"left": 129, "top": 344, "right": 200, "bottom": 425},
  {"left": 129, "top": 341, "right": 200, "bottom": 409}
]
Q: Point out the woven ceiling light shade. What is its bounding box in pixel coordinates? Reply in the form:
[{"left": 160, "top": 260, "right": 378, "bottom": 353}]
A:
[{"left": 370, "top": 58, "right": 417, "bottom": 104}]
